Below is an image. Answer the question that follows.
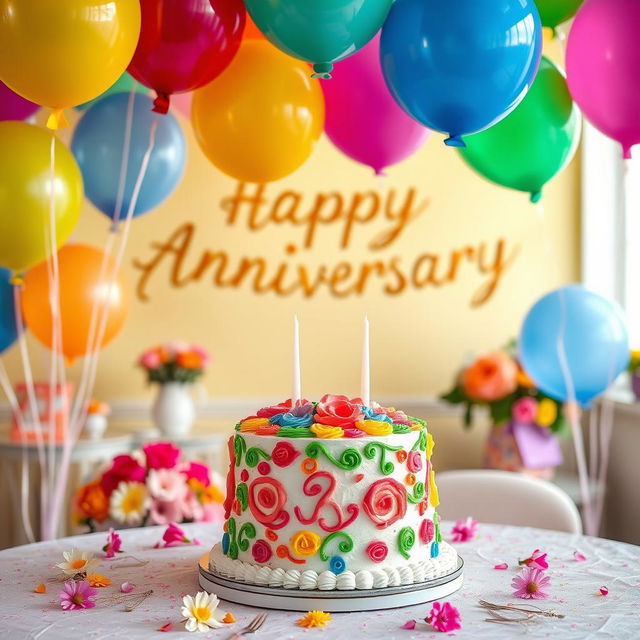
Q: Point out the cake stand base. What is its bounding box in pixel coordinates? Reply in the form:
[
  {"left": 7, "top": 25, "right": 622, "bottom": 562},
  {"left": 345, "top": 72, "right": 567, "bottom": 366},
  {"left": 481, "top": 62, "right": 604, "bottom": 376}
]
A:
[{"left": 198, "top": 555, "right": 464, "bottom": 612}]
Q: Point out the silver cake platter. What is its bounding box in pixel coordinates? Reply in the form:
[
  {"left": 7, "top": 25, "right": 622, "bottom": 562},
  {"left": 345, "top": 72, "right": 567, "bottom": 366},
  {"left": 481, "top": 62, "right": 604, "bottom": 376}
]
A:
[{"left": 198, "top": 554, "right": 464, "bottom": 612}]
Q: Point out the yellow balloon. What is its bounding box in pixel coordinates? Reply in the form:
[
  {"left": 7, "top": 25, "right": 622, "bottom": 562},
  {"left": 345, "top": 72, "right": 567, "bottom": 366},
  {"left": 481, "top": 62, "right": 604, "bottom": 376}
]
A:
[
  {"left": 192, "top": 40, "right": 325, "bottom": 183},
  {"left": 0, "top": 0, "right": 141, "bottom": 110},
  {"left": 0, "top": 122, "right": 83, "bottom": 274}
]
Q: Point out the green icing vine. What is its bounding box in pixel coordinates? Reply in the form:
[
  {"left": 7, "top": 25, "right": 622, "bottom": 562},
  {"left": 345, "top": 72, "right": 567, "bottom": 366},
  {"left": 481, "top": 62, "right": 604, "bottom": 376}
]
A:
[
  {"left": 234, "top": 435, "right": 246, "bottom": 467},
  {"left": 363, "top": 441, "right": 402, "bottom": 475},
  {"left": 234, "top": 422, "right": 242, "bottom": 431},
  {"left": 411, "top": 429, "right": 427, "bottom": 452},
  {"left": 227, "top": 517, "right": 239, "bottom": 559},
  {"left": 319, "top": 531, "right": 354, "bottom": 561},
  {"left": 238, "top": 522, "right": 256, "bottom": 551},
  {"left": 411, "top": 416, "right": 427, "bottom": 428},
  {"left": 398, "top": 526, "right": 416, "bottom": 559},
  {"left": 235, "top": 482, "right": 248, "bottom": 512},
  {"left": 434, "top": 511, "right": 442, "bottom": 543},
  {"left": 305, "top": 442, "right": 362, "bottom": 470},
  {"left": 407, "top": 481, "right": 425, "bottom": 504},
  {"left": 245, "top": 446, "right": 271, "bottom": 467},
  {"left": 392, "top": 424, "right": 412, "bottom": 434},
  {"left": 277, "top": 427, "right": 313, "bottom": 438}
]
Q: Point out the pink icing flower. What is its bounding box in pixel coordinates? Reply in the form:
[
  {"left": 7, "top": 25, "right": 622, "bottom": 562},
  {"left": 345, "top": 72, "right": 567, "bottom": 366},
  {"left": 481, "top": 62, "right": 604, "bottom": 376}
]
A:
[
  {"left": 520, "top": 549, "right": 549, "bottom": 570},
  {"left": 148, "top": 498, "right": 185, "bottom": 526},
  {"left": 315, "top": 396, "right": 363, "bottom": 428},
  {"left": 180, "top": 461, "right": 210, "bottom": 487},
  {"left": 493, "top": 563, "right": 509, "bottom": 570},
  {"left": 252, "top": 539, "right": 273, "bottom": 563},
  {"left": 320, "top": 394, "right": 358, "bottom": 404},
  {"left": 574, "top": 551, "right": 587, "bottom": 562},
  {"left": 102, "top": 528, "right": 122, "bottom": 559},
  {"left": 451, "top": 517, "right": 478, "bottom": 542},
  {"left": 143, "top": 442, "right": 180, "bottom": 470},
  {"left": 257, "top": 399, "right": 298, "bottom": 419},
  {"left": 376, "top": 406, "right": 410, "bottom": 425},
  {"left": 147, "top": 468, "right": 188, "bottom": 502},
  {"left": 511, "top": 567, "right": 551, "bottom": 599},
  {"left": 59, "top": 580, "right": 97, "bottom": 610},
  {"left": 100, "top": 455, "right": 146, "bottom": 496},
  {"left": 512, "top": 397, "right": 538, "bottom": 424},
  {"left": 366, "top": 541, "right": 388, "bottom": 563},
  {"left": 425, "top": 601, "right": 462, "bottom": 633},
  {"left": 343, "top": 428, "right": 366, "bottom": 438},
  {"left": 420, "top": 519, "right": 435, "bottom": 544},
  {"left": 407, "top": 451, "right": 422, "bottom": 473},
  {"left": 139, "top": 350, "right": 162, "bottom": 369},
  {"left": 271, "top": 441, "right": 301, "bottom": 468}
]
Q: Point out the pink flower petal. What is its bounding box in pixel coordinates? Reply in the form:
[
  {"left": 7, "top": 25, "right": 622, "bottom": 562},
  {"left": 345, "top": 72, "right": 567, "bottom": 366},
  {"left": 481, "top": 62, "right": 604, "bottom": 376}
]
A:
[
  {"left": 192, "top": 537, "right": 201, "bottom": 546},
  {"left": 120, "top": 582, "right": 135, "bottom": 593},
  {"left": 157, "top": 622, "right": 173, "bottom": 632},
  {"left": 494, "top": 563, "right": 509, "bottom": 570},
  {"left": 599, "top": 586, "right": 609, "bottom": 596},
  {"left": 574, "top": 551, "right": 587, "bottom": 562},
  {"left": 401, "top": 620, "right": 417, "bottom": 630}
]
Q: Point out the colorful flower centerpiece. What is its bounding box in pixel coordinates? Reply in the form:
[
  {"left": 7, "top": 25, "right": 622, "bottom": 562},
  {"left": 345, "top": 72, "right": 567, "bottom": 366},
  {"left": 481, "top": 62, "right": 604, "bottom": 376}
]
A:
[
  {"left": 440, "top": 345, "right": 567, "bottom": 478},
  {"left": 628, "top": 350, "right": 640, "bottom": 399},
  {"left": 138, "top": 341, "right": 210, "bottom": 437},
  {"left": 73, "top": 442, "right": 224, "bottom": 532}
]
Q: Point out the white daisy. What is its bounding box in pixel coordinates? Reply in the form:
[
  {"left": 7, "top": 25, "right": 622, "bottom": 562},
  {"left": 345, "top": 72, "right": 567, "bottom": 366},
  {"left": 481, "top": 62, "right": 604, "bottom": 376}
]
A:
[
  {"left": 55, "top": 548, "right": 98, "bottom": 576},
  {"left": 181, "top": 591, "right": 225, "bottom": 632},
  {"left": 109, "top": 481, "right": 150, "bottom": 524}
]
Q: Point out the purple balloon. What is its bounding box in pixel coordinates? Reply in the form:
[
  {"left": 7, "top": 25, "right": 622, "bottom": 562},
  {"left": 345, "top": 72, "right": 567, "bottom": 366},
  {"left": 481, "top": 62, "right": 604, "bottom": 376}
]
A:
[
  {"left": 566, "top": 0, "right": 640, "bottom": 159},
  {"left": 322, "top": 33, "right": 429, "bottom": 175},
  {"left": 0, "top": 81, "right": 39, "bottom": 122}
]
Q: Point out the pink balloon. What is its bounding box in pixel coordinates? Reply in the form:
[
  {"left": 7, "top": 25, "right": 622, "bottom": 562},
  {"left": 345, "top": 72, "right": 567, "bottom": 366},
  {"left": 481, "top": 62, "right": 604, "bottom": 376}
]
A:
[
  {"left": 0, "top": 80, "right": 39, "bottom": 121},
  {"left": 322, "top": 33, "right": 429, "bottom": 175},
  {"left": 566, "top": 0, "right": 640, "bottom": 159},
  {"left": 171, "top": 92, "right": 193, "bottom": 119}
]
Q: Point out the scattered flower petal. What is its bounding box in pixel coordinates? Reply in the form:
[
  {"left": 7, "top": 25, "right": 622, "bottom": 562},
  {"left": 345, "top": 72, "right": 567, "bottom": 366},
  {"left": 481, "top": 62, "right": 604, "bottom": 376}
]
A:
[
  {"left": 33, "top": 583, "right": 47, "bottom": 594},
  {"left": 181, "top": 591, "right": 226, "bottom": 632},
  {"left": 157, "top": 622, "right": 173, "bottom": 632},
  {"left": 450, "top": 517, "right": 478, "bottom": 543},
  {"left": 425, "top": 602, "right": 462, "bottom": 633},
  {"left": 103, "top": 528, "right": 123, "bottom": 559},
  {"left": 519, "top": 549, "right": 549, "bottom": 570},
  {"left": 58, "top": 580, "right": 97, "bottom": 610},
  {"left": 120, "top": 581, "right": 135, "bottom": 593},
  {"left": 157, "top": 523, "right": 200, "bottom": 548},
  {"left": 493, "top": 563, "right": 509, "bottom": 570},
  {"left": 297, "top": 611, "right": 332, "bottom": 628},
  {"left": 222, "top": 612, "right": 236, "bottom": 623},
  {"left": 599, "top": 586, "right": 609, "bottom": 596},
  {"left": 401, "top": 620, "right": 417, "bottom": 630},
  {"left": 574, "top": 551, "right": 587, "bottom": 562},
  {"left": 87, "top": 574, "right": 111, "bottom": 588},
  {"left": 511, "top": 567, "right": 551, "bottom": 600}
]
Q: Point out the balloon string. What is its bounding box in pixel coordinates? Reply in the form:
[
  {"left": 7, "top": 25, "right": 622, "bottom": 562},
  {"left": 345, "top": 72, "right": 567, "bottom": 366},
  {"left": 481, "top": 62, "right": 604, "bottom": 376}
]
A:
[
  {"left": 534, "top": 201, "right": 560, "bottom": 286},
  {"left": 0, "top": 357, "right": 35, "bottom": 543}
]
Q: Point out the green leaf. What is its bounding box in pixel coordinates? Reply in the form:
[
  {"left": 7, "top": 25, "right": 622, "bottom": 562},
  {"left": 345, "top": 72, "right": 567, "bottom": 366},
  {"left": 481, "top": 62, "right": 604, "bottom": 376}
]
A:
[
  {"left": 489, "top": 395, "right": 514, "bottom": 425},
  {"left": 463, "top": 402, "right": 473, "bottom": 428},
  {"left": 440, "top": 385, "right": 467, "bottom": 405}
]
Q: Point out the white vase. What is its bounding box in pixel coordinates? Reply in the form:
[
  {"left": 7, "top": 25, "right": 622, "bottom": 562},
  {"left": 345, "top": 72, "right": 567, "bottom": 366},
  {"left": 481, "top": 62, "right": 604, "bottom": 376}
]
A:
[{"left": 151, "top": 382, "right": 195, "bottom": 438}]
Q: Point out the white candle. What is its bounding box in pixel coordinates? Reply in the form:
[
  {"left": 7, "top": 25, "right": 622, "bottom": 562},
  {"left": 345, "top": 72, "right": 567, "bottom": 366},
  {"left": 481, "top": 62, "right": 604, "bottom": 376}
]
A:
[
  {"left": 361, "top": 315, "right": 370, "bottom": 407},
  {"left": 292, "top": 315, "right": 301, "bottom": 404}
]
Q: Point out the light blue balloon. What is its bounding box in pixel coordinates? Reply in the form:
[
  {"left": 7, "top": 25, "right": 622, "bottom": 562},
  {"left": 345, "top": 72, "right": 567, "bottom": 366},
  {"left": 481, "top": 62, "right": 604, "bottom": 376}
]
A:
[
  {"left": 380, "top": 0, "right": 543, "bottom": 147},
  {"left": 71, "top": 93, "right": 186, "bottom": 222},
  {"left": 519, "top": 285, "right": 629, "bottom": 405},
  {"left": 0, "top": 267, "right": 18, "bottom": 353}
]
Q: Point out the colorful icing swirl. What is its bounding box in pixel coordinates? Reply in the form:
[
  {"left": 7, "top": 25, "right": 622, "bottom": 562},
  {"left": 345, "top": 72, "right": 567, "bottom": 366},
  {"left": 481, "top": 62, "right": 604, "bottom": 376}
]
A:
[
  {"left": 251, "top": 539, "right": 273, "bottom": 563},
  {"left": 276, "top": 427, "right": 313, "bottom": 438},
  {"left": 271, "top": 441, "right": 301, "bottom": 467},
  {"left": 356, "top": 420, "right": 394, "bottom": 436},
  {"left": 276, "top": 544, "right": 306, "bottom": 564},
  {"left": 290, "top": 530, "right": 322, "bottom": 557},
  {"left": 269, "top": 411, "right": 314, "bottom": 428},
  {"left": 426, "top": 432, "right": 435, "bottom": 459},
  {"left": 301, "top": 457, "right": 319, "bottom": 475},
  {"left": 233, "top": 435, "right": 246, "bottom": 467},
  {"left": 396, "top": 450, "right": 408, "bottom": 463},
  {"left": 420, "top": 519, "right": 435, "bottom": 544},
  {"left": 362, "top": 478, "right": 407, "bottom": 529},
  {"left": 330, "top": 556, "right": 346, "bottom": 574},
  {"left": 319, "top": 531, "right": 354, "bottom": 561},
  {"left": 310, "top": 423, "right": 345, "bottom": 439},
  {"left": 305, "top": 442, "right": 363, "bottom": 471},
  {"left": 226, "top": 517, "right": 239, "bottom": 559},
  {"left": 245, "top": 446, "right": 271, "bottom": 468},
  {"left": 407, "top": 481, "right": 426, "bottom": 504},
  {"left": 412, "top": 429, "right": 427, "bottom": 452},
  {"left": 257, "top": 461, "right": 271, "bottom": 475},
  {"left": 343, "top": 427, "right": 366, "bottom": 438},
  {"left": 366, "top": 541, "right": 388, "bottom": 563},
  {"left": 240, "top": 417, "right": 270, "bottom": 432},
  {"left": 429, "top": 469, "right": 440, "bottom": 507},
  {"left": 363, "top": 441, "right": 402, "bottom": 475},
  {"left": 431, "top": 542, "right": 440, "bottom": 558},
  {"left": 398, "top": 526, "right": 416, "bottom": 559},
  {"left": 265, "top": 529, "right": 278, "bottom": 542},
  {"left": 407, "top": 451, "right": 423, "bottom": 473},
  {"left": 235, "top": 482, "right": 248, "bottom": 512},
  {"left": 238, "top": 522, "right": 256, "bottom": 552},
  {"left": 392, "top": 424, "right": 412, "bottom": 434},
  {"left": 248, "top": 477, "right": 289, "bottom": 529}
]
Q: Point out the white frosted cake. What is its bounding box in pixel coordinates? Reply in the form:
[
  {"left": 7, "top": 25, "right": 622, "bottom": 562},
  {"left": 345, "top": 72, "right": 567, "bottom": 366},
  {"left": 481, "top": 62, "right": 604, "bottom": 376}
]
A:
[{"left": 208, "top": 395, "right": 457, "bottom": 590}]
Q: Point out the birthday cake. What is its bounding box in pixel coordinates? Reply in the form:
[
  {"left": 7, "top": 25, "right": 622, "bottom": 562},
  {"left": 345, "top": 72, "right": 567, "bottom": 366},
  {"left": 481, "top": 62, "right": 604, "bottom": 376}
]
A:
[{"left": 208, "top": 395, "right": 458, "bottom": 591}]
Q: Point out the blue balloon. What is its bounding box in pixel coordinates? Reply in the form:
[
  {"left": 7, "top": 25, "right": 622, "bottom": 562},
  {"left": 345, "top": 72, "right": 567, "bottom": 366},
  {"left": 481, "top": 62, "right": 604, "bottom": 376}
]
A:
[
  {"left": 380, "top": 0, "right": 543, "bottom": 147},
  {"left": 0, "top": 267, "right": 18, "bottom": 353},
  {"left": 71, "top": 93, "right": 186, "bottom": 222},
  {"left": 519, "top": 285, "right": 629, "bottom": 405}
]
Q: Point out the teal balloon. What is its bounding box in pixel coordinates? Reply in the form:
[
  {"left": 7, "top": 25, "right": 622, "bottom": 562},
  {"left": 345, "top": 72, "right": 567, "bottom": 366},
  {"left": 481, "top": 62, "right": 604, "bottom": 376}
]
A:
[
  {"left": 244, "top": 0, "right": 392, "bottom": 78},
  {"left": 458, "top": 57, "right": 581, "bottom": 203},
  {"left": 76, "top": 73, "right": 148, "bottom": 111},
  {"left": 535, "top": 0, "right": 583, "bottom": 29},
  {"left": 0, "top": 267, "right": 18, "bottom": 353}
]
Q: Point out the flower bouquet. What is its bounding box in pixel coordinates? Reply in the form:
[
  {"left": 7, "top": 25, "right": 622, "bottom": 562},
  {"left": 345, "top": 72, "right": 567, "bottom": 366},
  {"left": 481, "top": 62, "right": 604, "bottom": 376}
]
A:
[
  {"left": 628, "top": 350, "right": 640, "bottom": 400},
  {"left": 73, "top": 442, "right": 224, "bottom": 532},
  {"left": 441, "top": 346, "right": 567, "bottom": 478}
]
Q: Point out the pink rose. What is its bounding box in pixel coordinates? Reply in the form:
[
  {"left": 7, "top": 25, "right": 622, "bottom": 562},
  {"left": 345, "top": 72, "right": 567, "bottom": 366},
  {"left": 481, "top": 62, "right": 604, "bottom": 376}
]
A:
[
  {"left": 181, "top": 461, "right": 210, "bottom": 486},
  {"left": 201, "top": 502, "right": 225, "bottom": 523},
  {"left": 420, "top": 519, "right": 435, "bottom": 544},
  {"left": 407, "top": 451, "right": 423, "bottom": 473},
  {"left": 271, "top": 441, "right": 301, "bottom": 468},
  {"left": 251, "top": 539, "right": 273, "bottom": 563},
  {"left": 320, "top": 394, "right": 359, "bottom": 404},
  {"left": 147, "top": 468, "right": 188, "bottom": 502},
  {"left": 143, "top": 442, "right": 180, "bottom": 470},
  {"left": 192, "top": 345, "right": 211, "bottom": 367},
  {"left": 315, "top": 397, "right": 363, "bottom": 428},
  {"left": 512, "top": 397, "right": 538, "bottom": 424},
  {"left": 139, "top": 350, "right": 162, "bottom": 369},
  {"left": 148, "top": 499, "right": 184, "bottom": 526},
  {"left": 100, "top": 455, "right": 146, "bottom": 496}
]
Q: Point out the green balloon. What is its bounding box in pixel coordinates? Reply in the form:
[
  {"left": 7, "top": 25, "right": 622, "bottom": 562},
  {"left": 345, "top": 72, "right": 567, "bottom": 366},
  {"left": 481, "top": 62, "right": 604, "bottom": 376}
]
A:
[
  {"left": 458, "top": 57, "right": 581, "bottom": 203},
  {"left": 76, "top": 73, "right": 148, "bottom": 111},
  {"left": 535, "top": 0, "right": 583, "bottom": 30},
  {"left": 244, "top": 0, "right": 392, "bottom": 78}
]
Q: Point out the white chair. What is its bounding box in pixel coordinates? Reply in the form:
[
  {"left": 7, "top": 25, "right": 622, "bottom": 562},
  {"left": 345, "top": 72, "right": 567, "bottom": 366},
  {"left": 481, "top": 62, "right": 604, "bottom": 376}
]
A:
[{"left": 436, "top": 469, "right": 583, "bottom": 534}]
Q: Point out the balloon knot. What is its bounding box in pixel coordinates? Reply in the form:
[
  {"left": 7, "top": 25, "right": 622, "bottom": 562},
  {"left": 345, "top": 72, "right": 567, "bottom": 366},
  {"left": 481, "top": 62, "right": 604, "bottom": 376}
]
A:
[
  {"left": 10, "top": 273, "right": 24, "bottom": 286},
  {"left": 374, "top": 168, "right": 387, "bottom": 177},
  {"left": 46, "top": 108, "right": 69, "bottom": 130},
  {"left": 622, "top": 145, "right": 633, "bottom": 160},
  {"left": 530, "top": 191, "right": 542, "bottom": 204},
  {"left": 444, "top": 134, "right": 465, "bottom": 148},
  {"left": 311, "top": 62, "right": 333, "bottom": 80},
  {"left": 152, "top": 92, "right": 170, "bottom": 115}
]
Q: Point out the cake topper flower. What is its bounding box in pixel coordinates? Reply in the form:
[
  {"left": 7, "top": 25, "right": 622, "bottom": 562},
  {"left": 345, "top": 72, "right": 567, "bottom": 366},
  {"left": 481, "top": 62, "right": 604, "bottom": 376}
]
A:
[{"left": 511, "top": 567, "right": 551, "bottom": 599}]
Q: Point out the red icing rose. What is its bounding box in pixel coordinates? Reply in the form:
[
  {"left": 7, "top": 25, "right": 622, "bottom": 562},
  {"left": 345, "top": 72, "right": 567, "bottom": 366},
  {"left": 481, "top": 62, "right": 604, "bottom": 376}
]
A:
[
  {"left": 315, "top": 396, "right": 363, "bottom": 428},
  {"left": 366, "top": 541, "right": 388, "bottom": 563},
  {"left": 252, "top": 539, "right": 273, "bottom": 563},
  {"left": 181, "top": 461, "right": 210, "bottom": 486},
  {"left": 407, "top": 451, "right": 423, "bottom": 474},
  {"left": 363, "top": 478, "right": 407, "bottom": 529},
  {"left": 143, "top": 442, "right": 180, "bottom": 469},
  {"left": 271, "top": 441, "right": 301, "bottom": 468},
  {"left": 420, "top": 519, "right": 435, "bottom": 544},
  {"left": 100, "top": 455, "right": 146, "bottom": 496}
]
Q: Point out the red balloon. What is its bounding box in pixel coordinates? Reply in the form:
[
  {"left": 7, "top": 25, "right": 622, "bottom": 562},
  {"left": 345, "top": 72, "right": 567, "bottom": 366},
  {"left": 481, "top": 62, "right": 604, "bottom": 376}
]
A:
[{"left": 128, "top": 0, "right": 245, "bottom": 114}]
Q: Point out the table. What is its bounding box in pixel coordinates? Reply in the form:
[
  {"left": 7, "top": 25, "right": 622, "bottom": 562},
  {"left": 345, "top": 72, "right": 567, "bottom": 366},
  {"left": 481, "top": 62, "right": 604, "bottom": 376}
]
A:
[{"left": 1, "top": 522, "right": 639, "bottom": 640}]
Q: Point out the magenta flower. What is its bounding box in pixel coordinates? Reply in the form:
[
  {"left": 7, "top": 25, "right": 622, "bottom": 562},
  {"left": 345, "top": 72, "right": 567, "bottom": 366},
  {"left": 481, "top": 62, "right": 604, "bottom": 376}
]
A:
[
  {"left": 102, "top": 528, "right": 122, "bottom": 559},
  {"left": 512, "top": 396, "right": 538, "bottom": 424},
  {"left": 155, "top": 522, "right": 201, "bottom": 548},
  {"left": 59, "top": 580, "right": 98, "bottom": 610},
  {"left": 520, "top": 548, "right": 549, "bottom": 570},
  {"left": 425, "top": 601, "right": 462, "bottom": 633},
  {"left": 511, "top": 567, "right": 551, "bottom": 600},
  {"left": 451, "top": 517, "right": 478, "bottom": 542}
]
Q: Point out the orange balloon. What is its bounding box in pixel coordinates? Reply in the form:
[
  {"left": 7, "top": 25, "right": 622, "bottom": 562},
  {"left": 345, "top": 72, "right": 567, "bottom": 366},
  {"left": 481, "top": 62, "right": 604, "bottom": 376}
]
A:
[{"left": 21, "top": 244, "right": 130, "bottom": 362}]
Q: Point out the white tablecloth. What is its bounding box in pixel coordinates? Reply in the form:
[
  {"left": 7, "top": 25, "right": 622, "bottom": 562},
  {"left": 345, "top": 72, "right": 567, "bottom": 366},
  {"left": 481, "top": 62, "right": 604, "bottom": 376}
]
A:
[{"left": 1, "top": 522, "right": 639, "bottom": 639}]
